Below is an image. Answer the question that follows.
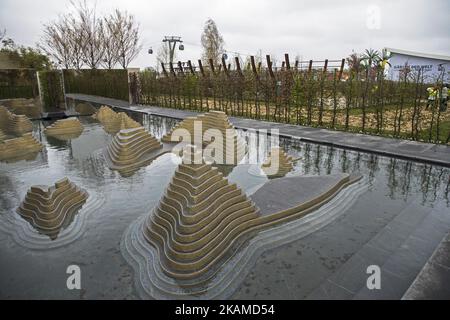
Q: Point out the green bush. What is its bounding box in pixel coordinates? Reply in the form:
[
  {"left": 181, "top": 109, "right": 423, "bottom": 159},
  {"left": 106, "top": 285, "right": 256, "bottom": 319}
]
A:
[{"left": 63, "top": 69, "right": 129, "bottom": 101}]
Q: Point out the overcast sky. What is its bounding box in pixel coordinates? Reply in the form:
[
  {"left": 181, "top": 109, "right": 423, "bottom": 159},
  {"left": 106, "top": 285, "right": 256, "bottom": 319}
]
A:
[{"left": 1, "top": 0, "right": 449, "bottom": 68}]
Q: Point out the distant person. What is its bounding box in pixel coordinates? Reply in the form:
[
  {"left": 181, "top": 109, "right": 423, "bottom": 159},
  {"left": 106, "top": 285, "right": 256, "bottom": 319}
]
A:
[
  {"left": 440, "top": 84, "right": 448, "bottom": 111},
  {"left": 426, "top": 86, "right": 437, "bottom": 109}
]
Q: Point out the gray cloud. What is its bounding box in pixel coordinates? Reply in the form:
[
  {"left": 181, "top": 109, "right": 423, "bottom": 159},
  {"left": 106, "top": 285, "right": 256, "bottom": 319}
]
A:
[{"left": 1, "top": 0, "right": 449, "bottom": 68}]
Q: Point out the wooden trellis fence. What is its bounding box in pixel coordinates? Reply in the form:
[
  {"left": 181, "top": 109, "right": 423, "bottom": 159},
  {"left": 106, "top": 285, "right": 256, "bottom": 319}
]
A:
[{"left": 134, "top": 53, "right": 449, "bottom": 144}]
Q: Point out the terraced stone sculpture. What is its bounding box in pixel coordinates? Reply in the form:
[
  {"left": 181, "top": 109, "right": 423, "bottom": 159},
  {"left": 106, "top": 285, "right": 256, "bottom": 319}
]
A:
[
  {"left": 143, "top": 146, "right": 259, "bottom": 280},
  {"left": 161, "top": 111, "right": 246, "bottom": 165},
  {"left": 104, "top": 127, "right": 168, "bottom": 176},
  {"left": 0, "top": 133, "right": 43, "bottom": 161},
  {"left": 0, "top": 129, "right": 6, "bottom": 141},
  {"left": 261, "top": 147, "right": 298, "bottom": 178},
  {"left": 17, "top": 177, "right": 88, "bottom": 240},
  {"left": 92, "top": 105, "right": 116, "bottom": 122},
  {"left": 92, "top": 105, "right": 141, "bottom": 134},
  {"left": 75, "top": 103, "right": 96, "bottom": 116},
  {"left": 0, "top": 106, "right": 33, "bottom": 135},
  {"left": 44, "top": 118, "right": 84, "bottom": 139},
  {"left": 0, "top": 98, "right": 41, "bottom": 118},
  {"left": 123, "top": 145, "right": 363, "bottom": 298},
  {"left": 0, "top": 106, "right": 8, "bottom": 129}
]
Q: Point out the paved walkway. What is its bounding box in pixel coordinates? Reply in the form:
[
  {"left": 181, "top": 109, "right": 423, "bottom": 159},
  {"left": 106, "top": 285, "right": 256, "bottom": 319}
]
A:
[
  {"left": 66, "top": 94, "right": 450, "bottom": 167},
  {"left": 403, "top": 232, "right": 450, "bottom": 299}
]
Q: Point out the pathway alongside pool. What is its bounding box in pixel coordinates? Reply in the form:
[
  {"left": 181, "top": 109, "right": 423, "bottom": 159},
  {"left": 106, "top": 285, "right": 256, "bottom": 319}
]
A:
[{"left": 66, "top": 93, "right": 450, "bottom": 168}]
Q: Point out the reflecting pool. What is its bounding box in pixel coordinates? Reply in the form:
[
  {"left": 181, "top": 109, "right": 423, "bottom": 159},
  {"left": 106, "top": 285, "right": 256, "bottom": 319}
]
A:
[{"left": 0, "top": 112, "right": 449, "bottom": 299}]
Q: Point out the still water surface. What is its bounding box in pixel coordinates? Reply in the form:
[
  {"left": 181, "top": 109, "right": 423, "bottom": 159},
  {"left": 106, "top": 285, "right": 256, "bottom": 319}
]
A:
[{"left": 0, "top": 113, "right": 448, "bottom": 299}]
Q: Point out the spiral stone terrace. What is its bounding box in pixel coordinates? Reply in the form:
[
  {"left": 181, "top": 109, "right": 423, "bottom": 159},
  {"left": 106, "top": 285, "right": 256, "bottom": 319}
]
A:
[
  {"left": 0, "top": 106, "right": 33, "bottom": 135},
  {"left": 104, "top": 127, "right": 164, "bottom": 175},
  {"left": 17, "top": 177, "right": 88, "bottom": 239},
  {"left": 92, "top": 105, "right": 141, "bottom": 134},
  {"left": 138, "top": 148, "right": 361, "bottom": 281},
  {"left": 0, "top": 129, "right": 6, "bottom": 141},
  {"left": 92, "top": 105, "right": 117, "bottom": 122},
  {"left": 0, "top": 133, "right": 43, "bottom": 161},
  {"left": 143, "top": 147, "right": 260, "bottom": 280},
  {"left": 75, "top": 103, "right": 97, "bottom": 116},
  {"left": 44, "top": 118, "right": 84, "bottom": 137},
  {"left": 0, "top": 98, "right": 42, "bottom": 118},
  {"left": 262, "top": 147, "right": 298, "bottom": 178},
  {"left": 161, "top": 111, "right": 246, "bottom": 165}
]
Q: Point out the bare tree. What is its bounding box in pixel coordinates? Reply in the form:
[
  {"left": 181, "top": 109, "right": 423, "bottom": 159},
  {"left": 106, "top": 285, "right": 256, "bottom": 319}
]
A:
[
  {"left": 101, "top": 17, "right": 120, "bottom": 69},
  {"left": 109, "top": 9, "right": 142, "bottom": 69},
  {"left": 40, "top": 15, "right": 74, "bottom": 68},
  {"left": 76, "top": 1, "right": 104, "bottom": 69},
  {"left": 40, "top": 2, "right": 141, "bottom": 70},
  {"left": 201, "top": 18, "right": 225, "bottom": 66},
  {"left": 156, "top": 42, "right": 174, "bottom": 71},
  {"left": 65, "top": 14, "right": 84, "bottom": 69}
]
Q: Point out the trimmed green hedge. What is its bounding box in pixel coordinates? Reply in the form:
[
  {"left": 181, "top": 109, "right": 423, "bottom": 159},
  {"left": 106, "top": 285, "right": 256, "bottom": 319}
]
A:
[
  {"left": 0, "top": 85, "right": 34, "bottom": 99},
  {"left": 63, "top": 69, "right": 129, "bottom": 101},
  {"left": 0, "top": 69, "right": 38, "bottom": 99},
  {"left": 38, "top": 70, "right": 64, "bottom": 111}
]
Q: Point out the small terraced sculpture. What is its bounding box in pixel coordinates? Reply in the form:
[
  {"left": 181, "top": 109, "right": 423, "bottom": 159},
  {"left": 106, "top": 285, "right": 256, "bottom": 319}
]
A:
[
  {"left": 0, "top": 106, "right": 33, "bottom": 135},
  {"left": 0, "top": 133, "right": 43, "bottom": 161},
  {"left": 261, "top": 147, "right": 298, "bottom": 178},
  {"left": 92, "top": 105, "right": 116, "bottom": 122},
  {"left": 143, "top": 146, "right": 259, "bottom": 280},
  {"left": 75, "top": 103, "right": 97, "bottom": 116},
  {"left": 0, "top": 129, "right": 6, "bottom": 141},
  {"left": 44, "top": 118, "right": 84, "bottom": 140},
  {"left": 17, "top": 177, "right": 88, "bottom": 239},
  {"left": 162, "top": 111, "right": 246, "bottom": 165},
  {"left": 104, "top": 127, "right": 167, "bottom": 176},
  {"left": 0, "top": 98, "right": 41, "bottom": 118},
  {"left": 92, "top": 105, "right": 141, "bottom": 134}
]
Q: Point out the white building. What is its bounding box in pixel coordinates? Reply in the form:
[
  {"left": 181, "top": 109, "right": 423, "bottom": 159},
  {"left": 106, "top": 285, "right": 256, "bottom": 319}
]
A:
[{"left": 385, "top": 47, "right": 450, "bottom": 83}]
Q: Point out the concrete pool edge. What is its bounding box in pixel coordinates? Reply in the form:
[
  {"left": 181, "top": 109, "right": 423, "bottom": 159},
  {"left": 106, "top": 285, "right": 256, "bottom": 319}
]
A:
[{"left": 65, "top": 94, "right": 450, "bottom": 168}]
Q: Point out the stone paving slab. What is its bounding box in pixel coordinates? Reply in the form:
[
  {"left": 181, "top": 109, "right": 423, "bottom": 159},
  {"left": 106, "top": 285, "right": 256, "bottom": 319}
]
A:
[
  {"left": 251, "top": 174, "right": 348, "bottom": 215},
  {"left": 402, "top": 232, "right": 450, "bottom": 300},
  {"left": 66, "top": 94, "right": 450, "bottom": 167}
]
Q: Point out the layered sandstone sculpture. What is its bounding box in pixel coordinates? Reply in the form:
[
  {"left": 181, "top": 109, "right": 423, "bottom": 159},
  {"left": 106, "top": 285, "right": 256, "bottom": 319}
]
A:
[
  {"left": 92, "top": 105, "right": 141, "bottom": 134},
  {"left": 141, "top": 146, "right": 360, "bottom": 279},
  {"left": 0, "top": 106, "right": 33, "bottom": 135},
  {"left": 0, "top": 133, "right": 43, "bottom": 161},
  {"left": 75, "top": 103, "right": 96, "bottom": 116},
  {"left": 17, "top": 178, "right": 88, "bottom": 239},
  {"left": 44, "top": 118, "right": 84, "bottom": 139},
  {"left": 0, "top": 106, "right": 42, "bottom": 161},
  {"left": 261, "top": 147, "right": 298, "bottom": 178},
  {"left": 123, "top": 145, "right": 363, "bottom": 298},
  {"left": 0, "top": 129, "right": 6, "bottom": 141},
  {"left": 92, "top": 105, "right": 116, "bottom": 122},
  {"left": 104, "top": 127, "right": 166, "bottom": 175},
  {"left": 161, "top": 111, "right": 246, "bottom": 165},
  {"left": 0, "top": 98, "right": 41, "bottom": 118},
  {"left": 0, "top": 106, "right": 9, "bottom": 129},
  {"left": 143, "top": 146, "right": 260, "bottom": 280}
]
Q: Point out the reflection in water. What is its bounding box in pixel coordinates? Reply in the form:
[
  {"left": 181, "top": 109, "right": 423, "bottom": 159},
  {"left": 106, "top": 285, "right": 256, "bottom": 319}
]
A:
[
  {"left": 0, "top": 110, "right": 449, "bottom": 299},
  {"left": 139, "top": 113, "right": 448, "bottom": 206},
  {"left": 4, "top": 114, "right": 450, "bottom": 209}
]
